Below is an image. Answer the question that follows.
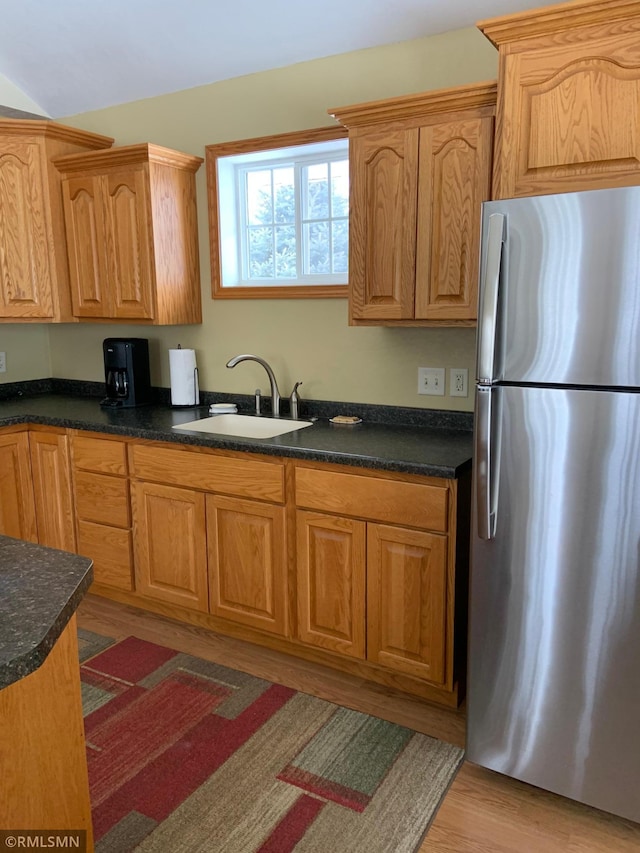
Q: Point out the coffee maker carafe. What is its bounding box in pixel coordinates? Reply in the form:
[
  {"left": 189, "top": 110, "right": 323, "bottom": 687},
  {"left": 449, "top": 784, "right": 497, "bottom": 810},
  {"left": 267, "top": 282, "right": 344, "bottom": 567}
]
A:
[{"left": 101, "top": 338, "right": 152, "bottom": 408}]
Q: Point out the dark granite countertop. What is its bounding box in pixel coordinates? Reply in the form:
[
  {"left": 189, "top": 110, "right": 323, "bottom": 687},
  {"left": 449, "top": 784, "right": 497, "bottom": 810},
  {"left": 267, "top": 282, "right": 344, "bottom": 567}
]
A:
[
  {"left": 0, "top": 390, "right": 473, "bottom": 478},
  {"left": 0, "top": 535, "right": 93, "bottom": 690}
]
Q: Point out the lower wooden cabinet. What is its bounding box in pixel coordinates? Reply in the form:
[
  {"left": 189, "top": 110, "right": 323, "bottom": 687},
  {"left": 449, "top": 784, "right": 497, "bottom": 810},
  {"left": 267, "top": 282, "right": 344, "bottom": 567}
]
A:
[
  {"left": 208, "top": 494, "right": 287, "bottom": 636},
  {"left": 296, "top": 510, "right": 366, "bottom": 659},
  {"left": 29, "top": 429, "right": 76, "bottom": 552},
  {"left": 367, "top": 523, "right": 447, "bottom": 685},
  {"left": 71, "top": 432, "right": 134, "bottom": 591},
  {"left": 293, "top": 464, "right": 466, "bottom": 700},
  {"left": 296, "top": 512, "right": 448, "bottom": 684},
  {"left": 0, "top": 427, "right": 469, "bottom": 707},
  {"left": 132, "top": 480, "right": 208, "bottom": 612},
  {"left": 0, "top": 430, "right": 37, "bottom": 542}
]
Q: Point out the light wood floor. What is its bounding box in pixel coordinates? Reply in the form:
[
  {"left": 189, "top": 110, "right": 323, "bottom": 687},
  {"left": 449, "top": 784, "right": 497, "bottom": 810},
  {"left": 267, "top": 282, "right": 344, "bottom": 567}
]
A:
[{"left": 77, "top": 595, "right": 640, "bottom": 852}]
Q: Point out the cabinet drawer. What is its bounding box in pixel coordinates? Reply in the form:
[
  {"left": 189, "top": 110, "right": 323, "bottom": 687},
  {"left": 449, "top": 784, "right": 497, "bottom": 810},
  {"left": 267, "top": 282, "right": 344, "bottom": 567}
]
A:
[
  {"left": 74, "top": 470, "right": 130, "bottom": 528},
  {"left": 295, "top": 466, "right": 448, "bottom": 532},
  {"left": 129, "top": 443, "right": 285, "bottom": 503},
  {"left": 76, "top": 520, "right": 133, "bottom": 591},
  {"left": 72, "top": 435, "right": 128, "bottom": 475}
]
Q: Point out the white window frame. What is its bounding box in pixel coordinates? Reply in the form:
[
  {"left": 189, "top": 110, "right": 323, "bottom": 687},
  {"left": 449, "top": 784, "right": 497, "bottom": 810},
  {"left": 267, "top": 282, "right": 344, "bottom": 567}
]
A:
[{"left": 206, "top": 126, "right": 349, "bottom": 300}]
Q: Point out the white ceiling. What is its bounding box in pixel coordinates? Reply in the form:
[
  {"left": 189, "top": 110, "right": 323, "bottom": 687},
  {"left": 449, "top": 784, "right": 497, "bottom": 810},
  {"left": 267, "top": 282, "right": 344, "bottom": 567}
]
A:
[{"left": 1, "top": 0, "right": 538, "bottom": 118}]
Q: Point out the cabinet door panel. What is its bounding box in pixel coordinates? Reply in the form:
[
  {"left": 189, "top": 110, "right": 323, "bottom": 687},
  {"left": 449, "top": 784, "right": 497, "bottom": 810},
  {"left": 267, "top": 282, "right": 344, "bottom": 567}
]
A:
[
  {"left": 296, "top": 511, "right": 366, "bottom": 658},
  {"left": 74, "top": 470, "right": 130, "bottom": 528},
  {"left": 104, "top": 168, "right": 155, "bottom": 320},
  {"left": 71, "top": 434, "right": 128, "bottom": 476},
  {"left": 207, "top": 494, "right": 287, "bottom": 636},
  {"left": 29, "top": 431, "right": 76, "bottom": 552},
  {"left": 493, "top": 29, "right": 640, "bottom": 198},
  {"left": 349, "top": 126, "right": 418, "bottom": 321},
  {"left": 132, "top": 481, "right": 208, "bottom": 611},
  {"left": 76, "top": 520, "right": 133, "bottom": 591},
  {"left": 61, "top": 175, "right": 109, "bottom": 317},
  {"left": 367, "top": 523, "right": 447, "bottom": 685},
  {"left": 0, "top": 432, "right": 37, "bottom": 542},
  {"left": 0, "top": 141, "right": 54, "bottom": 318},
  {"left": 415, "top": 117, "right": 492, "bottom": 320}
]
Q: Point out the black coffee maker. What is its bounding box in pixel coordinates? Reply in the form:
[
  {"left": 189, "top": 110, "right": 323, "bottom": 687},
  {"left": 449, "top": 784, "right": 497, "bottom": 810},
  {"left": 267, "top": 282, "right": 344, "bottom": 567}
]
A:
[{"left": 101, "top": 338, "right": 152, "bottom": 408}]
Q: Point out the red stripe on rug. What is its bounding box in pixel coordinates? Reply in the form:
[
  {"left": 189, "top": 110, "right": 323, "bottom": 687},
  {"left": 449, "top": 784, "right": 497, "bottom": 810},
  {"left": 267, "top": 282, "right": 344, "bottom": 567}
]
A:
[
  {"left": 84, "top": 636, "right": 178, "bottom": 682},
  {"left": 136, "top": 681, "right": 296, "bottom": 821},
  {"left": 257, "top": 794, "right": 325, "bottom": 853},
  {"left": 91, "top": 713, "right": 229, "bottom": 840},
  {"left": 88, "top": 674, "right": 225, "bottom": 808},
  {"left": 84, "top": 683, "right": 147, "bottom": 736},
  {"left": 91, "top": 681, "right": 296, "bottom": 840},
  {"left": 277, "top": 766, "right": 371, "bottom": 812}
]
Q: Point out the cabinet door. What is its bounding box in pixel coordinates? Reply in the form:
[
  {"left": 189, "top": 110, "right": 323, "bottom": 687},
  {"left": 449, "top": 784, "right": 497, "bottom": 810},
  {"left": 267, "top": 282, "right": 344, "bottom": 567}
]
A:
[
  {"left": 349, "top": 125, "right": 419, "bottom": 321},
  {"left": 0, "top": 140, "right": 54, "bottom": 318},
  {"left": 103, "top": 168, "right": 155, "bottom": 320},
  {"left": 207, "top": 494, "right": 287, "bottom": 636},
  {"left": 131, "top": 480, "right": 208, "bottom": 611},
  {"left": 367, "top": 523, "right": 447, "bottom": 685},
  {"left": 61, "top": 175, "right": 111, "bottom": 318},
  {"left": 493, "top": 30, "right": 640, "bottom": 198},
  {"left": 0, "top": 432, "right": 37, "bottom": 542},
  {"left": 296, "top": 511, "right": 366, "bottom": 659},
  {"left": 29, "top": 431, "right": 76, "bottom": 552},
  {"left": 415, "top": 117, "right": 493, "bottom": 321}
]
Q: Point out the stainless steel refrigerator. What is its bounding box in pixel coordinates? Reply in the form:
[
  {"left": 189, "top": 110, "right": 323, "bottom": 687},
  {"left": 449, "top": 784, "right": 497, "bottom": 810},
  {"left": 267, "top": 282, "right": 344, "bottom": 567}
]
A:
[{"left": 467, "top": 185, "right": 640, "bottom": 823}]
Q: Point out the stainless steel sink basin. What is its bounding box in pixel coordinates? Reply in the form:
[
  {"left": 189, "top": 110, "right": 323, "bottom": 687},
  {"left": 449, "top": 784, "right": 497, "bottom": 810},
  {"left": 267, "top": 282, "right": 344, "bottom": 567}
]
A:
[{"left": 172, "top": 413, "right": 313, "bottom": 439}]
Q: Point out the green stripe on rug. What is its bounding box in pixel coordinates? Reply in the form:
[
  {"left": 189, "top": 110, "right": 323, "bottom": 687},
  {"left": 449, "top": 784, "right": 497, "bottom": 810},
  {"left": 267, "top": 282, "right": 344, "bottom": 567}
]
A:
[{"left": 288, "top": 707, "right": 413, "bottom": 796}]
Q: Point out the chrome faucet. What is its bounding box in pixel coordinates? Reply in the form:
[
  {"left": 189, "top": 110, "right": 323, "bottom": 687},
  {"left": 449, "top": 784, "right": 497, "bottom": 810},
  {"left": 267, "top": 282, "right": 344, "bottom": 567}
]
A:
[{"left": 226, "top": 354, "right": 281, "bottom": 416}]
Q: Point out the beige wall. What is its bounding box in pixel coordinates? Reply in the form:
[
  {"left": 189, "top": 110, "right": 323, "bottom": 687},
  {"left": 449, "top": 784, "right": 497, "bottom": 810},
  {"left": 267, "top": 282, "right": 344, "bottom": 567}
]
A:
[
  {"left": 46, "top": 27, "right": 496, "bottom": 410},
  {"left": 0, "top": 325, "right": 50, "bottom": 381}
]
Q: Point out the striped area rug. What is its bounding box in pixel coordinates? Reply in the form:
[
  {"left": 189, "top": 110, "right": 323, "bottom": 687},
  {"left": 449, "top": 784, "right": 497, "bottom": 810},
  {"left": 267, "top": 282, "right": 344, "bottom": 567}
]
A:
[{"left": 78, "top": 629, "right": 463, "bottom": 853}]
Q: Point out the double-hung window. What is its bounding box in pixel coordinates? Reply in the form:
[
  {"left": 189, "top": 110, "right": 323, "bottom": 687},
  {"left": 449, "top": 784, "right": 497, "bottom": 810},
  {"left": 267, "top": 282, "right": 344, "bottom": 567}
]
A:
[{"left": 206, "top": 126, "right": 349, "bottom": 298}]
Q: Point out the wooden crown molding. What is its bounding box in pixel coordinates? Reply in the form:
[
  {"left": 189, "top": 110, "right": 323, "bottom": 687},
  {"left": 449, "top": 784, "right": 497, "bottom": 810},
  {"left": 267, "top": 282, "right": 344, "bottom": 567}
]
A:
[
  {"left": 478, "top": 0, "right": 640, "bottom": 48},
  {"left": 53, "top": 142, "right": 203, "bottom": 173},
  {"left": 328, "top": 81, "right": 497, "bottom": 128},
  {"left": 0, "top": 118, "right": 113, "bottom": 149},
  {"left": 205, "top": 125, "right": 347, "bottom": 160}
]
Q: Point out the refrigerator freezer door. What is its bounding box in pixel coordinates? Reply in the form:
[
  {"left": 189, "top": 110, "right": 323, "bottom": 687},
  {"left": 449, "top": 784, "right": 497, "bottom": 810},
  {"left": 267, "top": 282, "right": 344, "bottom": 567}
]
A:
[
  {"left": 480, "top": 185, "right": 640, "bottom": 388},
  {"left": 467, "top": 385, "right": 640, "bottom": 822}
]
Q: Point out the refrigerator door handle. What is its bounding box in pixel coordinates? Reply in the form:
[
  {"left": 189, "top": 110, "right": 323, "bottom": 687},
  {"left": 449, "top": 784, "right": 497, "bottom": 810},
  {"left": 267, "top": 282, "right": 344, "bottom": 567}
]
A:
[
  {"left": 477, "top": 213, "right": 506, "bottom": 384},
  {"left": 475, "top": 385, "right": 498, "bottom": 540}
]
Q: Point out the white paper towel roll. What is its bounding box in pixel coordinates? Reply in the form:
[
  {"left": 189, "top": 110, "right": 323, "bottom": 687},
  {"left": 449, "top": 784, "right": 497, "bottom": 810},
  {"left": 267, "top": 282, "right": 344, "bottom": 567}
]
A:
[{"left": 169, "top": 348, "right": 199, "bottom": 406}]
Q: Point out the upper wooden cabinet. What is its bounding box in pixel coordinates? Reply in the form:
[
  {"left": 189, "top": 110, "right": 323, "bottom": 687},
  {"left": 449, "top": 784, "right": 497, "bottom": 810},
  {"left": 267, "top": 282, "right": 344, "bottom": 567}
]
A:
[
  {"left": 479, "top": 0, "right": 640, "bottom": 199},
  {"left": 329, "top": 82, "right": 495, "bottom": 326},
  {"left": 0, "top": 120, "right": 113, "bottom": 322},
  {"left": 54, "top": 144, "right": 203, "bottom": 324}
]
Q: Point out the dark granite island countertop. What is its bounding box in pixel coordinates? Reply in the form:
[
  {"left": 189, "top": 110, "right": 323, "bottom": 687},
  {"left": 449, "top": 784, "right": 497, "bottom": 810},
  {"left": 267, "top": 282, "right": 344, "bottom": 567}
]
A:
[
  {"left": 0, "top": 535, "right": 93, "bottom": 689},
  {"left": 0, "top": 393, "right": 473, "bottom": 478}
]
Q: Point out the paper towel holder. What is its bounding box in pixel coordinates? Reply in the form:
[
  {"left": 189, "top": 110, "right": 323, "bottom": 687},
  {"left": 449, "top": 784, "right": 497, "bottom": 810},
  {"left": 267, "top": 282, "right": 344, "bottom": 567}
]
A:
[{"left": 169, "top": 345, "right": 200, "bottom": 407}]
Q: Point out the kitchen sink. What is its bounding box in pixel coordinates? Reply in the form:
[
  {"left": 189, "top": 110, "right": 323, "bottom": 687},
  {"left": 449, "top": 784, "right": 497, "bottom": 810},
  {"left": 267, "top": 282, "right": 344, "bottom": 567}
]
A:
[{"left": 172, "top": 413, "right": 314, "bottom": 439}]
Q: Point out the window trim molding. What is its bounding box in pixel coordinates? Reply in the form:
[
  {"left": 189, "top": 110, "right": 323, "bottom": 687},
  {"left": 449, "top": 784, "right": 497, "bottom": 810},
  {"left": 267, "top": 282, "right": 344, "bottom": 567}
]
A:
[{"left": 206, "top": 125, "right": 349, "bottom": 300}]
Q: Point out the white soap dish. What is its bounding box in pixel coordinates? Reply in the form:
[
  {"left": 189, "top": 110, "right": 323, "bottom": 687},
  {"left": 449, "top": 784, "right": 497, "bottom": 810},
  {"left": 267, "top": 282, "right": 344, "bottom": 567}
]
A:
[{"left": 209, "top": 402, "right": 238, "bottom": 415}]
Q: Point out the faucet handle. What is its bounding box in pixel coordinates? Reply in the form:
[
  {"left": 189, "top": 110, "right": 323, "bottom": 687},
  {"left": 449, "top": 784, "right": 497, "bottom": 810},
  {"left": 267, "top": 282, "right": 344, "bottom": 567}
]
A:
[{"left": 290, "top": 381, "right": 303, "bottom": 419}]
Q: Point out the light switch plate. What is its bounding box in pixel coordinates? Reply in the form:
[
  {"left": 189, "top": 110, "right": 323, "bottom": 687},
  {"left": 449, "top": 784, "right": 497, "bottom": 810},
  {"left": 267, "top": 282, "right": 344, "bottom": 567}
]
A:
[{"left": 418, "top": 367, "right": 445, "bottom": 395}]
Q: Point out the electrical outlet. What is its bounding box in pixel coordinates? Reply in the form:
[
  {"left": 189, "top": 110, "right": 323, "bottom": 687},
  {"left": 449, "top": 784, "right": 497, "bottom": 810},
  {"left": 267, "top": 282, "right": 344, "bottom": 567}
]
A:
[
  {"left": 450, "top": 368, "right": 468, "bottom": 397},
  {"left": 418, "top": 367, "right": 445, "bottom": 396},
  {"left": 0, "top": 352, "right": 5, "bottom": 374}
]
